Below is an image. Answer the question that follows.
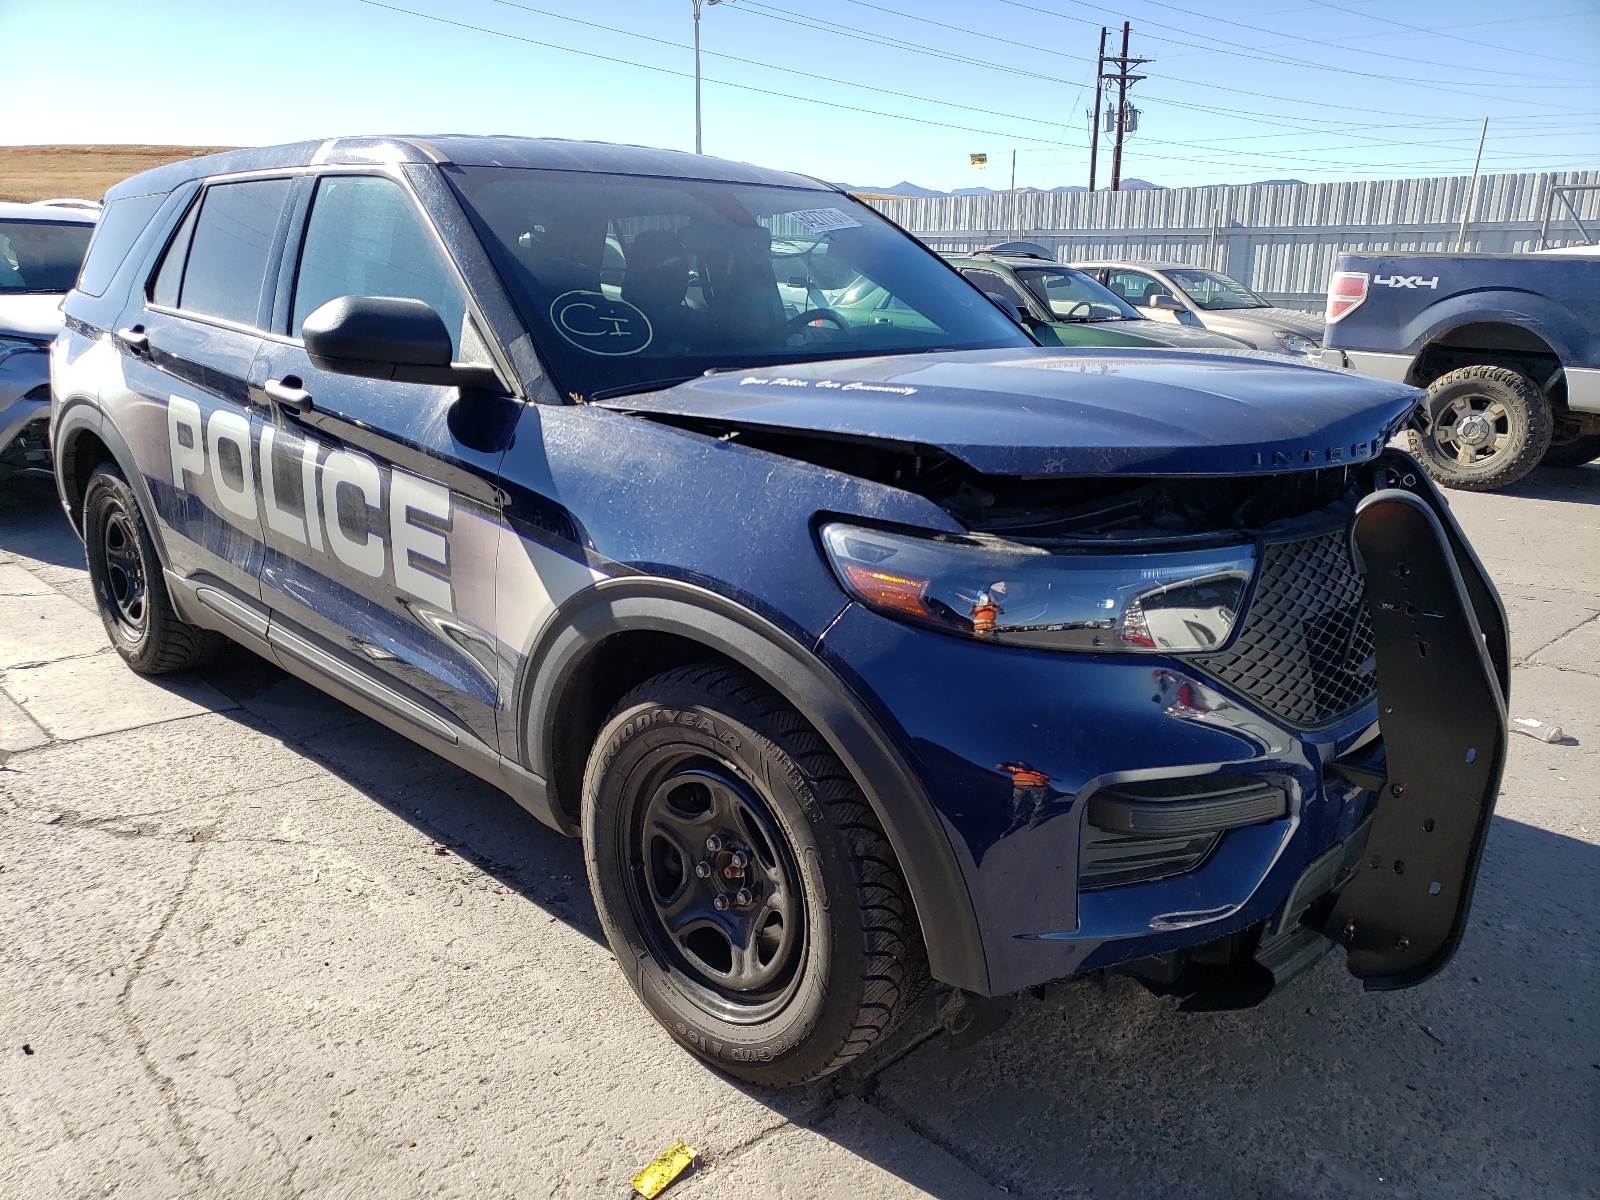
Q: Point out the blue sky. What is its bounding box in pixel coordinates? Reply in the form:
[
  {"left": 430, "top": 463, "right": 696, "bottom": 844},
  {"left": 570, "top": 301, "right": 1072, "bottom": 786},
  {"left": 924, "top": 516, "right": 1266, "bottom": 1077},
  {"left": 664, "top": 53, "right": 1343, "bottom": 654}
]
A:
[{"left": 3, "top": 0, "right": 1596, "bottom": 191}]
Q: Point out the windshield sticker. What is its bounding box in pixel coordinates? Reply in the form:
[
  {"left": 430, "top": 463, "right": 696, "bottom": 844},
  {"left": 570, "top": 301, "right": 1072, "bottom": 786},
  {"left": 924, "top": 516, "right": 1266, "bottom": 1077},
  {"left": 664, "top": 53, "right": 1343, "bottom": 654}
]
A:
[
  {"left": 736, "top": 376, "right": 916, "bottom": 396},
  {"left": 783, "top": 208, "right": 863, "bottom": 234},
  {"left": 549, "top": 291, "right": 653, "bottom": 356}
]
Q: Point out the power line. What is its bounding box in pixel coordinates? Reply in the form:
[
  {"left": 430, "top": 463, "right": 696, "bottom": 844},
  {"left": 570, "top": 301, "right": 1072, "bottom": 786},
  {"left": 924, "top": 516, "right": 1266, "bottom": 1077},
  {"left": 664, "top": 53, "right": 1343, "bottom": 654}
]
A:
[
  {"left": 1298, "top": 0, "right": 1599, "bottom": 69},
  {"left": 982, "top": 0, "right": 1598, "bottom": 97},
  {"left": 353, "top": 0, "right": 1083, "bottom": 146}
]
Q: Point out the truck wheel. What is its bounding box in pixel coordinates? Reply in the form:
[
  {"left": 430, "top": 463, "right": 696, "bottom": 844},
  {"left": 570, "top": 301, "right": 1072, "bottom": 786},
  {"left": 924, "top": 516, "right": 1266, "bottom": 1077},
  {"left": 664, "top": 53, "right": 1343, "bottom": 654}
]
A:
[
  {"left": 582, "top": 664, "right": 929, "bottom": 1086},
  {"left": 1407, "top": 365, "right": 1552, "bottom": 491},
  {"left": 1414, "top": 371, "right": 1548, "bottom": 492},
  {"left": 82, "top": 464, "right": 222, "bottom": 674},
  {"left": 1540, "top": 415, "right": 1600, "bottom": 468}
]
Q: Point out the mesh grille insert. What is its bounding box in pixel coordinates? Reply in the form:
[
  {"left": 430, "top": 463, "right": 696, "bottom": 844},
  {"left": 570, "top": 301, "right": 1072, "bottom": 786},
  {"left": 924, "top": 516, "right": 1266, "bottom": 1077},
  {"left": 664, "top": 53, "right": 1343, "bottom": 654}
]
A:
[{"left": 1192, "top": 531, "right": 1376, "bottom": 730}]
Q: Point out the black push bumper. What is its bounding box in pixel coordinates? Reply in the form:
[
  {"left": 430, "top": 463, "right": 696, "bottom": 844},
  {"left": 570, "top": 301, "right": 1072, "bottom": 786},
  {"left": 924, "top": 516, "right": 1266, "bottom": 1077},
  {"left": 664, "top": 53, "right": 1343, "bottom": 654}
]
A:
[{"left": 1321, "top": 458, "right": 1510, "bottom": 990}]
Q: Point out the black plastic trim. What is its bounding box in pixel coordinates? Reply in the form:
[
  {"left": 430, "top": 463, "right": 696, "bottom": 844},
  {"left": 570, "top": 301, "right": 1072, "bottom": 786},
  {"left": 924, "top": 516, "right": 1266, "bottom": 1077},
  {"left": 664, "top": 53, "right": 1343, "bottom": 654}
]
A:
[{"left": 519, "top": 576, "right": 990, "bottom": 994}]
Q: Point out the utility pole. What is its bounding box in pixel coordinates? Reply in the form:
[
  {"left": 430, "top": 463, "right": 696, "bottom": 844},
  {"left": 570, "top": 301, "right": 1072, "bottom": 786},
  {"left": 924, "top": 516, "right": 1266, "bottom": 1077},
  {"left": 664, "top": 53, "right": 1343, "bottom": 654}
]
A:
[
  {"left": 1088, "top": 26, "right": 1106, "bottom": 192},
  {"left": 1456, "top": 117, "right": 1489, "bottom": 251},
  {"left": 1104, "top": 22, "right": 1148, "bottom": 192},
  {"left": 1010, "top": 149, "right": 1018, "bottom": 241},
  {"left": 693, "top": 0, "right": 724, "bottom": 155}
]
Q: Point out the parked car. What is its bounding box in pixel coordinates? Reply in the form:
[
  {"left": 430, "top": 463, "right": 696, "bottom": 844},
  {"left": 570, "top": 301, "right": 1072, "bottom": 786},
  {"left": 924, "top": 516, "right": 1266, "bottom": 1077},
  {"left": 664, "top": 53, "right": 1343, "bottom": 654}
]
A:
[
  {"left": 936, "top": 249, "right": 1251, "bottom": 351},
  {"left": 1314, "top": 251, "right": 1600, "bottom": 488},
  {"left": 52, "top": 136, "right": 1507, "bottom": 1087},
  {"left": 1, "top": 201, "right": 97, "bottom": 479},
  {"left": 1073, "top": 259, "right": 1324, "bottom": 356}
]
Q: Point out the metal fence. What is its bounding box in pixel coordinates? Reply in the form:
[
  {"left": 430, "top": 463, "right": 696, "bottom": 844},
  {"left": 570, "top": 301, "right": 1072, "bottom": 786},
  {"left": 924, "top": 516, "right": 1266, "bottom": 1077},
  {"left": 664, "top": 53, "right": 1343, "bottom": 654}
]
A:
[{"left": 863, "top": 170, "right": 1600, "bottom": 313}]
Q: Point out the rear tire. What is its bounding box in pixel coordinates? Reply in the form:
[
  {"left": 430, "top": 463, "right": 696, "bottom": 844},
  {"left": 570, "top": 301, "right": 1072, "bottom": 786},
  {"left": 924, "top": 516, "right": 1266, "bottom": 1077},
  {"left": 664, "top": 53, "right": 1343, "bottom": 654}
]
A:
[
  {"left": 1406, "top": 365, "right": 1552, "bottom": 491},
  {"left": 1540, "top": 425, "right": 1600, "bottom": 469},
  {"left": 83, "top": 464, "right": 222, "bottom": 674},
  {"left": 581, "top": 664, "right": 928, "bottom": 1087}
]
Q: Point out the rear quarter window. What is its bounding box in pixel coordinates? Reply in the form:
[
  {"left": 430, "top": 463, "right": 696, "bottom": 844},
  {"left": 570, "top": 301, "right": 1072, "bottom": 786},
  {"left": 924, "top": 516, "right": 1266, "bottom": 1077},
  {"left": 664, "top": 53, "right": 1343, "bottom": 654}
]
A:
[
  {"left": 75, "top": 194, "right": 164, "bottom": 298},
  {"left": 173, "top": 178, "right": 293, "bottom": 327}
]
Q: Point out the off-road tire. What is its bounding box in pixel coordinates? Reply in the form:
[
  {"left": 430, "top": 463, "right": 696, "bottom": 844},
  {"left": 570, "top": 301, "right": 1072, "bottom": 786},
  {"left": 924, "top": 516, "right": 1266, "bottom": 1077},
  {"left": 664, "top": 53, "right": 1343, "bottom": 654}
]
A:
[
  {"left": 82, "top": 464, "right": 222, "bottom": 674},
  {"left": 582, "top": 664, "right": 929, "bottom": 1087},
  {"left": 1406, "top": 365, "right": 1552, "bottom": 491}
]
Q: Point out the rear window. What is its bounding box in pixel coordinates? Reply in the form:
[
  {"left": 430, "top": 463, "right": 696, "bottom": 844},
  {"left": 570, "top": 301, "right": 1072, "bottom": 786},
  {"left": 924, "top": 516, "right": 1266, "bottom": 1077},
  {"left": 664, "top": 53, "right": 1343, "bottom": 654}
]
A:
[
  {"left": 74, "top": 194, "right": 161, "bottom": 298},
  {"left": 169, "top": 179, "right": 292, "bottom": 327},
  {"left": 1, "top": 219, "right": 96, "bottom": 295}
]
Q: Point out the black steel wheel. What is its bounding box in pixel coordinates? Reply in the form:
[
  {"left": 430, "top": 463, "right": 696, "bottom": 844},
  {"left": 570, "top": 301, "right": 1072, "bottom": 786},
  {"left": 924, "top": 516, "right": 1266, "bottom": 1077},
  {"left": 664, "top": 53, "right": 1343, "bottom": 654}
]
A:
[
  {"left": 82, "top": 464, "right": 222, "bottom": 674},
  {"left": 582, "top": 664, "right": 928, "bottom": 1086},
  {"left": 627, "top": 758, "right": 807, "bottom": 1023},
  {"left": 1406, "top": 365, "right": 1552, "bottom": 491}
]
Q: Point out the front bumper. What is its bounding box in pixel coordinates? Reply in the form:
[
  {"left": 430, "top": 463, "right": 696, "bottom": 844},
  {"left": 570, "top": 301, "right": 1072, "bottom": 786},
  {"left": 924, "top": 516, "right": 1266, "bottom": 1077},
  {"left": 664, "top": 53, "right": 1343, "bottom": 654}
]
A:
[
  {"left": 817, "top": 454, "right": 1507, "bottom": 997},
  {"left": 0, "top": 346, "right": 51, "bottom": 454}
]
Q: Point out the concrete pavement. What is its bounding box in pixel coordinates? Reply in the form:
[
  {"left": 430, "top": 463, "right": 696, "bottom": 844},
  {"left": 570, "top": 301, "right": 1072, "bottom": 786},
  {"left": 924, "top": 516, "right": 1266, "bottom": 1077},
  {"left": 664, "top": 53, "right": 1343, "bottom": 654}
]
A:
[{"left": 1, "top": 465, "right": 1596, "bottom": 1200}]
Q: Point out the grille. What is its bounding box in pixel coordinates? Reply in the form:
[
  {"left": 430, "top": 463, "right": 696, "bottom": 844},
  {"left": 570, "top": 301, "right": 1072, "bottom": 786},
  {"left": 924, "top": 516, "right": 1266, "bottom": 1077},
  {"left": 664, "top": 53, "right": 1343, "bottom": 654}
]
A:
[{"left": 1192, "top": 531, "right": 1376, "bottom": 729}]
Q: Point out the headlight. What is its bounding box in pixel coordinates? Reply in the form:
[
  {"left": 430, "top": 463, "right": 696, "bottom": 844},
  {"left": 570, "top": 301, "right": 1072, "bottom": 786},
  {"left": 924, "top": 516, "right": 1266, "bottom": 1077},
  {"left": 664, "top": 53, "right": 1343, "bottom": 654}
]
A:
[
  {"left": 1274, "top": 330, "right": 1318, "bottom": 354},
  {"left": 820, "top": 522, "right": 1255, "bottom": 653}
]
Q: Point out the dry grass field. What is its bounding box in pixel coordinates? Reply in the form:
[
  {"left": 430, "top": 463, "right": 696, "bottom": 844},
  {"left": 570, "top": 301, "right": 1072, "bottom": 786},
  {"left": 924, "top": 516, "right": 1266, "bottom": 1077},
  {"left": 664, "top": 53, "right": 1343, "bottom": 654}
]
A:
[{"left": 0, "top": 145, "right": 241, "bottom": 203}]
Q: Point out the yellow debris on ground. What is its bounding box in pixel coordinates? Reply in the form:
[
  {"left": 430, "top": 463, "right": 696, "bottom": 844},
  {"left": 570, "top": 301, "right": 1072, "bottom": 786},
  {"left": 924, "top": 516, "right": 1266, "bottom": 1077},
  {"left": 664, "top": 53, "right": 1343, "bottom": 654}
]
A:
[{"left": 631, "top": 1141, "right": 699, "bottom": 1198}]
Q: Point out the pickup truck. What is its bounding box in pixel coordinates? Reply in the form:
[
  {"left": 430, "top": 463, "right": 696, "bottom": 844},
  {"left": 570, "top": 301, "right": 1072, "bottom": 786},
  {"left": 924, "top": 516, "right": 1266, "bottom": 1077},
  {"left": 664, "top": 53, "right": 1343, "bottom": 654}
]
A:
[{"left": 1314, "top": 251, "right": 1600, "bottom": 490}]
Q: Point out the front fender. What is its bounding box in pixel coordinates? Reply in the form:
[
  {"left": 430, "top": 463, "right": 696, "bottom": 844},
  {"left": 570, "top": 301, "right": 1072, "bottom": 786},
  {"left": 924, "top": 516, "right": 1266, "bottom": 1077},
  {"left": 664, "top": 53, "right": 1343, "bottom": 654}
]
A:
[
  {"left": 51, "top": 396, "right": 173, "bottom": 570},
  {"left": 520, "top": 574, "right": 991, "bottom": 995}
]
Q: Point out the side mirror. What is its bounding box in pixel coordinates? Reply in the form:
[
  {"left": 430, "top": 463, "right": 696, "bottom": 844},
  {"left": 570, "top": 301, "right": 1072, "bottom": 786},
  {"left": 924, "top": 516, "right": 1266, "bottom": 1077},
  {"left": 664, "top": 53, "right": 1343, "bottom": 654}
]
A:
[
  {"left": 1146, "top": 293, "right": 1184, "bottom": 313},
  {"left": 302, "top": 296, "right": 506, "bottom": 392},
  {"left": 983, "top": 291, "right": 1025, "bottom": 325}
]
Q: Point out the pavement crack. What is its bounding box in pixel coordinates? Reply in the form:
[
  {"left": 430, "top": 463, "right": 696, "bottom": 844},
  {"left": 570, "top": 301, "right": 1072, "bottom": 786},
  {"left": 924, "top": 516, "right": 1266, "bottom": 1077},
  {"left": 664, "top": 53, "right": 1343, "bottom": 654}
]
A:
[
  {"left": 117, "top": 837, "right": 222, "bottom": 1191},
  {"left": 1525, "top": 610, "right": 1600, "bottom": 666}
]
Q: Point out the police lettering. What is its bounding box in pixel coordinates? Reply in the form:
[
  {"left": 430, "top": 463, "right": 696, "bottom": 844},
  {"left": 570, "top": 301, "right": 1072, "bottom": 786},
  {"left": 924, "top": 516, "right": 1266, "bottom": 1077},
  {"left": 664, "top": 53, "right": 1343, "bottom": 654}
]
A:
[{"left": 167, "top": 397, "right": 454, "bottom": 611}]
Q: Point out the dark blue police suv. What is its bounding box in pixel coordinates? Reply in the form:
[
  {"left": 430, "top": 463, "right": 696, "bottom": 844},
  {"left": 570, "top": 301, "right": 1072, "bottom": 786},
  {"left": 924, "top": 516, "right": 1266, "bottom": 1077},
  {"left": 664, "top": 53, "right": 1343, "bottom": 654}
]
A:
[{"left": 51, "top": 137, "right": 1509, "bottom": 1085}]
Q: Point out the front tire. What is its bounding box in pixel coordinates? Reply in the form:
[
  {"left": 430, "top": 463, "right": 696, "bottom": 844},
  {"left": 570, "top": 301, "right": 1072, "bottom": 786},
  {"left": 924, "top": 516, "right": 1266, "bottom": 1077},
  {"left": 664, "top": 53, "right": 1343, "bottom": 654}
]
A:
[
  {"left": 1406, "top": 365, "right": 1552, "bottom": 491},
  {"left": 83, "top": 464, "right": 222, "bottom": 674},
  {"left": 582, "top": 664, "right": 928, "bottom": 1086}
]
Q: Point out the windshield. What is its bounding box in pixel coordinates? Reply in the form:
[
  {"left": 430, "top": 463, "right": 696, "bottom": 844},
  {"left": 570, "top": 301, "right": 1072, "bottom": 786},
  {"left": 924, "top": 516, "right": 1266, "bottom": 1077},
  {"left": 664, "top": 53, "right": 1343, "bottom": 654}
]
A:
[
  {"left": 0, "top": 220, "right": 94, "bottom": 294},
  {"left": 1013, "top": 266, "right": 1141, "bottom": 322},
  {"left": 1164, "top": 268, "right": 1270, "bottom": 311},
  {"left": 448, "top": 167, "right": 1030, "bottom": 398}
]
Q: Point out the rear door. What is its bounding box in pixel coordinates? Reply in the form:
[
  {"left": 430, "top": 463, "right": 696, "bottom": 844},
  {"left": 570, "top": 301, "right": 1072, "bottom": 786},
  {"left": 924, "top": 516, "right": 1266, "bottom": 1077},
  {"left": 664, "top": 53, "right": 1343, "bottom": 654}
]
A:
[
  {"left": 250, "top": 170, "right": 511, "bottom": 748},
  {"left": 118, "top": 175, "right": 295, "bottom": 601}
]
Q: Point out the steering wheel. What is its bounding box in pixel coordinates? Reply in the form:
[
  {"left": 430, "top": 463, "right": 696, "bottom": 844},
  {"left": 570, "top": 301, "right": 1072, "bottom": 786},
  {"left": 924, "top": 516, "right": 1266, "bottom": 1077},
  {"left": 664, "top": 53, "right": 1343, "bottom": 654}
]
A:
[
  {"left": 785, "top": 308, "right": 847, "bottom": 333},
  {"left": 1056, "top": 300, "right": 1093, "bottom": 320}
]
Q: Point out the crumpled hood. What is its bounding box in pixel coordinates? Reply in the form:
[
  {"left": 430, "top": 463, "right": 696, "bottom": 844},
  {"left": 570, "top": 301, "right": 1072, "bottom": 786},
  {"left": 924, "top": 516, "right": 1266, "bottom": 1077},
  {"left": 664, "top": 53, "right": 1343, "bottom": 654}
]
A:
[
  {"left": 0, "top": 294, "right": 67, "bottom": 340},
  {"left": 598, "top": 347, "right": 1420, "bottom": 477}
]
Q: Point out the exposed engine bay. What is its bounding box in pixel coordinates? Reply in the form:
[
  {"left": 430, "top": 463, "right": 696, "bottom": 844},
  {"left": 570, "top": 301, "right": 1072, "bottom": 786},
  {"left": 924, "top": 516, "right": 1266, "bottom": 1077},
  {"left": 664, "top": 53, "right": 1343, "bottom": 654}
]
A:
[{"left": 645, "top": 413, "right": 1386, "bottom": 544}]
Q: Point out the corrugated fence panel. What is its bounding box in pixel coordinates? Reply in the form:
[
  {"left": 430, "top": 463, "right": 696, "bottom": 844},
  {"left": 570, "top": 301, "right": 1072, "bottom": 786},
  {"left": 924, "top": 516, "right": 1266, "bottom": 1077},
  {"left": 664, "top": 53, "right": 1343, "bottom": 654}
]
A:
[{"left": 867, "top": 171, "right": 1600, "bottom": 312}]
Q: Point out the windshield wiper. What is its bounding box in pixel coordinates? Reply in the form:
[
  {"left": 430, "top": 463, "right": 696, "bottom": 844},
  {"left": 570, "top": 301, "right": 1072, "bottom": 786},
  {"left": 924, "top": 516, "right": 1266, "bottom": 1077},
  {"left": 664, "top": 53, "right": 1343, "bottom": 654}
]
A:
[{"left": 587, "top": 375, "right": 703, "bottom": 403}]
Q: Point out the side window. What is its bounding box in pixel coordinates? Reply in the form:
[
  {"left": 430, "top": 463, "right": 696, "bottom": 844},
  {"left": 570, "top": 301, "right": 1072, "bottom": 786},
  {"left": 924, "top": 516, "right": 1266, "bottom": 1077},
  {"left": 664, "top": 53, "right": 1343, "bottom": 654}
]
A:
[
  {"left": 291, "top": 175, "right": 467, "bottom": 353},
  {"left": 1106, "top": 270, "right": 1156, "bottom": 306},
  {"left": 171, "top": 178, "right": 292, "bottom": 326},
  {"left": 76, "top": 193, "right": 164, "bottom": 298},
  {"left": 149, "top": 198, "right": 199, "bottom": 309},
  {"left": 960, "top": 268, "right": 1032, "bottom": 314}
]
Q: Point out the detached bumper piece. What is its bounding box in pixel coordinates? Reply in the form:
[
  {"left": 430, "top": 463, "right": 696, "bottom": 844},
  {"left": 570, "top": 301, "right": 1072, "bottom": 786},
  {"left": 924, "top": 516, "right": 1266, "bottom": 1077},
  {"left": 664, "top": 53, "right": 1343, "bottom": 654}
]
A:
[{"left": 1324, "top": 487, "right": 1509, "bottom": 990}]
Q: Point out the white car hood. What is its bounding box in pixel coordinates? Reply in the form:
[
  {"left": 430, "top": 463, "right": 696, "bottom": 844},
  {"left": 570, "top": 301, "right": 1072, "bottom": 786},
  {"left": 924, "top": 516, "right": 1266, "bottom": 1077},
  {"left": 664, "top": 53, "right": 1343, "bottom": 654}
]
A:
[{"left": 0, "top": 293, "right": 67, "bottom": 340}]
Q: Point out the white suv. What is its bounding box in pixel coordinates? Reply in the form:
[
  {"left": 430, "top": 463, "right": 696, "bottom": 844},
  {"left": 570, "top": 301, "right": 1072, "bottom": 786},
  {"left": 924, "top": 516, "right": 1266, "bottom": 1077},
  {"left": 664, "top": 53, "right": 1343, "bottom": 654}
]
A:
[{"left": 1, "top": 200, "right": 98, "bottom": 478}]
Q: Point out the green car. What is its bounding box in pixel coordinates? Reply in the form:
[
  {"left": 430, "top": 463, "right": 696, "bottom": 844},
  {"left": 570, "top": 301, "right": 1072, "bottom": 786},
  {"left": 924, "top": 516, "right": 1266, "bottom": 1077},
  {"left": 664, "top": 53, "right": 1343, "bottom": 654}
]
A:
[{"left": 941, "top": 249, "right": 1252, "bottom": 351}]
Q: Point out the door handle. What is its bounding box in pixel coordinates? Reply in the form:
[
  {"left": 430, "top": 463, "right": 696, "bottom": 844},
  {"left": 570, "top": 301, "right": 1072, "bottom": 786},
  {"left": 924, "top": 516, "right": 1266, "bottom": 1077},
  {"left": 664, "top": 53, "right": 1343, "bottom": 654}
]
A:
[
  {"left": 114, "top": 326, "right": 149, "bottom": 355},
  {"left": 264, "top": 377, "right": 313, "bottom": 412}
]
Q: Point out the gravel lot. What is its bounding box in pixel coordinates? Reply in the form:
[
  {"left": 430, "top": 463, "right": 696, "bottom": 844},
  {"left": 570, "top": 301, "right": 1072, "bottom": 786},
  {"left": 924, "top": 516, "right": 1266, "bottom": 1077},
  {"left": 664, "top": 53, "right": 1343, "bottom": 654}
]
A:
[{"left": 2, "top": 464, "right": 1596, "bottom": 1200}]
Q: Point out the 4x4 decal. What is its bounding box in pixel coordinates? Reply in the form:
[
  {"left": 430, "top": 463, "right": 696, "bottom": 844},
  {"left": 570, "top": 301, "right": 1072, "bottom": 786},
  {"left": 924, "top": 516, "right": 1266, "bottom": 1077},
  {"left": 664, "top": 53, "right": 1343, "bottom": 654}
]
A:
[{"left": 1373, "top": 274, "right": 1440, "bottom": 289}]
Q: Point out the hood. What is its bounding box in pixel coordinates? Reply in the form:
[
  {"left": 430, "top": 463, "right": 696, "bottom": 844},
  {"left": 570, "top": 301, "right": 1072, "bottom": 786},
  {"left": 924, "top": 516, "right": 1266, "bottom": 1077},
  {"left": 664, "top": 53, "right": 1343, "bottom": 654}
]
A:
[
  {"left": 0, "top": 294, "right": 67, "bottom": 340},
  {"left": 1114, "top": 318, "right": 1252, "bottom": 350},
  {"left": 597, "top": 348, "right": 1419, "bottom": 477},
  {"left": 1200, "top": 306, "right": 1323, "bottom": 339}
]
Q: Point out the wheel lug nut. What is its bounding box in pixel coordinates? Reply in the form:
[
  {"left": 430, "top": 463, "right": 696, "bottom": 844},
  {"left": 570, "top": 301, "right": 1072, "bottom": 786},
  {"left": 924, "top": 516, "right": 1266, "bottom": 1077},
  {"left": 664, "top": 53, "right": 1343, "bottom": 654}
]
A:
[
  {"left": 713, "top": 894, "right": 730, "bottom": 911},
  {"left": 728, "top": 850, "right": 749, "bottom": 869},
  {"left": 706, "top": 834, "right": 725, "bottom": 852},
  {"left": 734, "top": 888, "right": 754, "bottom": 907},
  {"left": 694, "top": 861, "right": 712, "bottom": 879}
]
